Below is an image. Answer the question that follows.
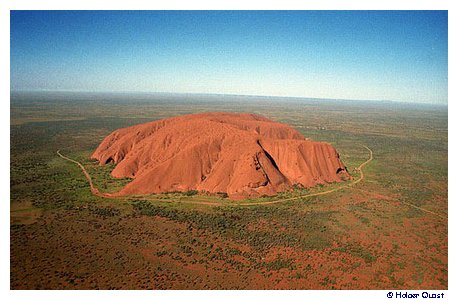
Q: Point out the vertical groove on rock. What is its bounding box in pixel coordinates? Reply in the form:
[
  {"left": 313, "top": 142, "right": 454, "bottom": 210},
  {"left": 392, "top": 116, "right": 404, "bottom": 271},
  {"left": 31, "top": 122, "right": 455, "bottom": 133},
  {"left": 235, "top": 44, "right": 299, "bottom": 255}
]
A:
[{"left": 91, "top": 112, "right": 350, "bottom": 199}]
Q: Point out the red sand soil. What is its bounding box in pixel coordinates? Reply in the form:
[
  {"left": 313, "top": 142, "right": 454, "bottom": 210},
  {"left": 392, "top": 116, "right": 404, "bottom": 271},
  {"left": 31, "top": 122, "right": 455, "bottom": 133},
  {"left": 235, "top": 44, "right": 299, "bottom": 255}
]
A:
[{"left": 91, "top": 112, "right": 350, "bottom": 199}]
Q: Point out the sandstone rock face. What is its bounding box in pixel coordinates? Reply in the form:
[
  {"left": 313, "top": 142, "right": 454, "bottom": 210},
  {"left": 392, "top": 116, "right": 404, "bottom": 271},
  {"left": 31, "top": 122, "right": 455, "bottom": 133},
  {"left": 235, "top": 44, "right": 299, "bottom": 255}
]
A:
[{"left": 91, "top": 112, "right": 350, "bottom": 199}]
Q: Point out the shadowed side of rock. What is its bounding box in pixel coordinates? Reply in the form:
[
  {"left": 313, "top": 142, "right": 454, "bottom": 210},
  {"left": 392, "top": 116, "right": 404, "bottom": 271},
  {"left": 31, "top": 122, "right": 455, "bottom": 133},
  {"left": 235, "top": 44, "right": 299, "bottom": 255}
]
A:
[{"left": 91, "top": 112, "right": 351, "bottom": 199}]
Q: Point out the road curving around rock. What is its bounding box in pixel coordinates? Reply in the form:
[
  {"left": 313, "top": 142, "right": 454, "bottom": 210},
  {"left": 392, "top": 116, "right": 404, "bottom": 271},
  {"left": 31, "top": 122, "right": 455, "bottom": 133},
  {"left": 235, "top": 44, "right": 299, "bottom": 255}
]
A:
[{"left": 57, "top": 145, "right": 372, "bottom": 207}]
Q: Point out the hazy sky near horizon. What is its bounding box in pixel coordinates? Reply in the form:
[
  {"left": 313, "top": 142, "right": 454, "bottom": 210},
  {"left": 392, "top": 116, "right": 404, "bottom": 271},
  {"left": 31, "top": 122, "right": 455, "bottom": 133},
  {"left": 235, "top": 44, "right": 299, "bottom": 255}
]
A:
[{"left": 11, "top": 11, "right": 448, "bottom": 104}]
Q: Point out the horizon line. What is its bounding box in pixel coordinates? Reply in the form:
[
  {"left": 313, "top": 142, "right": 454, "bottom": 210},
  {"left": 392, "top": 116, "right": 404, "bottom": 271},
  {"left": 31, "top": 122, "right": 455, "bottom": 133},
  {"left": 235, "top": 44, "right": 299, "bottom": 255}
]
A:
[{"left": 10, "top": 89, "right": 448, "bottom": 106}]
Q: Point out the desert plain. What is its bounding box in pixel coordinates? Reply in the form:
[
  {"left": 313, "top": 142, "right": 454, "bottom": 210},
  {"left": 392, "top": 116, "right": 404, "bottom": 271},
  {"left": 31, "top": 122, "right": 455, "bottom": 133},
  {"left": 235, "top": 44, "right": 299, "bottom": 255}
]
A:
[{"left": 10, "top": 92, "right": 447, "bottom": 289}]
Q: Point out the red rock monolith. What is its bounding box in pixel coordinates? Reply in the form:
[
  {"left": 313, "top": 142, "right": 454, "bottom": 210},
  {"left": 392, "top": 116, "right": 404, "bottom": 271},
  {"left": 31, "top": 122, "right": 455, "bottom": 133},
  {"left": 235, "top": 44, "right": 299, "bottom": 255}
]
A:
[{"left": 91, "top": 112, "right": 350, "bottom": 199}]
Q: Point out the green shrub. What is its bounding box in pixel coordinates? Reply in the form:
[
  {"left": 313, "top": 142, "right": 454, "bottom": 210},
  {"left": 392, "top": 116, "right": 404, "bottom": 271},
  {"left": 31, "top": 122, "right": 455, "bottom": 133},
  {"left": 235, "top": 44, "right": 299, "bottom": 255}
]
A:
[{"left": 184, "top": 190, "right": 198, "bottom": 196}]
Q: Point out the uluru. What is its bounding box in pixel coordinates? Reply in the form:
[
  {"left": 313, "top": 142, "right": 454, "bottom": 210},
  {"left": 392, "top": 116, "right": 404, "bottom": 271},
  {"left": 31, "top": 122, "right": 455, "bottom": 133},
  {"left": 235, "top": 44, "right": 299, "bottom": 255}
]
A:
[{"left": 91, "top": 112, "right": 351, "bottom": 199}]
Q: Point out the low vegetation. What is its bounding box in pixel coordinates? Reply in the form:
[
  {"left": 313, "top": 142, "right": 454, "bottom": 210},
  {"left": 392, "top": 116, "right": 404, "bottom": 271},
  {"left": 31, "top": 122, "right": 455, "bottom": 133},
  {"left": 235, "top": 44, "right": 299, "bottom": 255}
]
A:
[{"left": 10, "top": 94, "right": 447, "bottom": 289}]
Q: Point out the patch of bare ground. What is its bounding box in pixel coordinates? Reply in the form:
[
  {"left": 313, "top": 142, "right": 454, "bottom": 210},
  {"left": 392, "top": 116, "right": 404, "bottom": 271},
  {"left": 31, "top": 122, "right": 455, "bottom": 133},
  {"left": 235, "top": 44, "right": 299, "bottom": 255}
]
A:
[
  {"left": 10, "top": 201, "right": 42, "bottom": 225},
  {"left": 11, "top": 194, "right": 447, "bottom": 289}
]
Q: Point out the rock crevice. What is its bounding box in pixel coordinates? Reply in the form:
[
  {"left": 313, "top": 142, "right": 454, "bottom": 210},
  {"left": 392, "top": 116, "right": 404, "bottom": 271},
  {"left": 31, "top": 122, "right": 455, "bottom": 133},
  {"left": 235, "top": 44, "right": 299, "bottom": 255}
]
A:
[{"left": 91, "top": 112, "right": 351, "bottom": 199}]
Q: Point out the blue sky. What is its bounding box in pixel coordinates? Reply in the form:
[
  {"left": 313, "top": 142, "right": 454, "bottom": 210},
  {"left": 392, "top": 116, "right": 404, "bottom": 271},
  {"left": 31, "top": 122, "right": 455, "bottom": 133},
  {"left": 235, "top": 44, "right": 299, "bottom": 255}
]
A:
[{"left": 10, "top": 11, "right": 448, "bottom": 104}]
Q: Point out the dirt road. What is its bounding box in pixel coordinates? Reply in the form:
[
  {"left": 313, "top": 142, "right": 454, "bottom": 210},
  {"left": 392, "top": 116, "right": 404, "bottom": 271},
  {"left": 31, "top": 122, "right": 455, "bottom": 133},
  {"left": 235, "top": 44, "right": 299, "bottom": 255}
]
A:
[
  {"left": 57, "top": 150, "right": 113, "bottom": 198},
  {"left": 235, "top": 145, "right": 373, "bottom": 206},
  {"left": 57, "top": 145, "right": 373, "bottom": 206}
]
